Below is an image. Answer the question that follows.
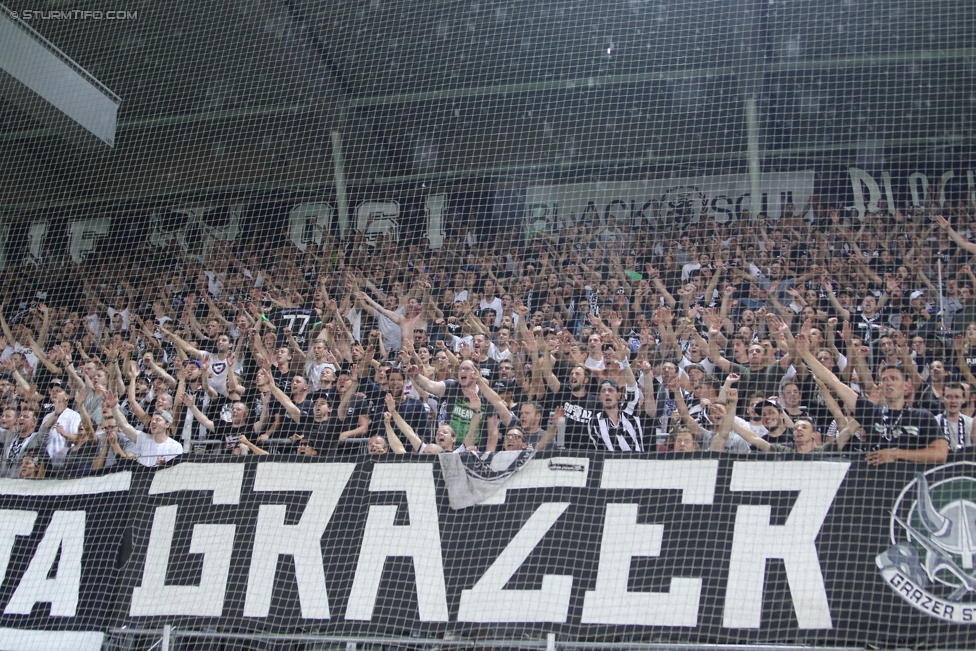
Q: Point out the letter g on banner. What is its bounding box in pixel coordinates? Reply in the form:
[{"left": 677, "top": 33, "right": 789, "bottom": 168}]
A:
[{"left": 130, "top": 464, "right": 244, "bottom": 617}]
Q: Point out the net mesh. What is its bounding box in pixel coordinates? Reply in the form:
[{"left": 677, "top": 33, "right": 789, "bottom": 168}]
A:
[{"left": 0, "top": 0, "right": 975, "bottom": 648}]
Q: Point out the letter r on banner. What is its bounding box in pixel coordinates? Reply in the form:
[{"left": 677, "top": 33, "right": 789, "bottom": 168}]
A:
[
  {"left": 244, "top": 463, "right": 355, "bottom": 619},
  {"left": 723, "top": 461, "right": 849, "bottom": 629}
]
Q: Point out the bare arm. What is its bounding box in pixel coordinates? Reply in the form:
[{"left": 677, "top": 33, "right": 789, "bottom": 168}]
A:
[
  {"left": 535, "top": 406, "right": 563, "bottom": 451},
  {"left": 237, "top": 434, "right": 270, "bottom": 456},
  {"left": 354, "top": 291, "right": 404, "bottom": 324},
  {"left": 796, "top": 332, "right": 859, "bottom": 412},
  {"left": 475, "top": 375, "right": 514, "bottom": 425},
  {"left": 179, "top": 393, "right": 215, "bottom": 432},
  {"left": 162, "top": 327, "right": 206, "bottom": 361},
  {"left": 383, "top": 413, "right": 408, "bottom": 455},
  {"left": 406, "top": 365, "right": 447, "bottom": 397}
]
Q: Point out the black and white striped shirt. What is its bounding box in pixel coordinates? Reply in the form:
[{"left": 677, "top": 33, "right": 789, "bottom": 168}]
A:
[{"left": 588, "top": 385, "right": 644, "bottom": 452}]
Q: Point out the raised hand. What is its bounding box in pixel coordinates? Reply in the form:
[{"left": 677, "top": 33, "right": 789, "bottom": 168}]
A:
[
  {"left": 840, "top": 320, "right": 852, "bottom": 341},
  {"left": 794, "top": 332, "right": 810, "bottom": 355},
  {"left": 462, "top": 385, "right": 481, "bottom": 411}
]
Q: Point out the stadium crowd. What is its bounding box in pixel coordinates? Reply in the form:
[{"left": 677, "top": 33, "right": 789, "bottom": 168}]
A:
[{"left": 1, "top": 195, "right": 975, "bottom": 477}]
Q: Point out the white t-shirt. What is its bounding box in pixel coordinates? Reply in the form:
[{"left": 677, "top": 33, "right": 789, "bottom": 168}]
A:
[
  {"left": 345, "top": 307, "right": 363, "bottom": 342},
  {"left": 200, "top": 351, "right": 243, "bottom": 398},
  {"left": 46, "top": 408, "right": 82, "bottom": 463},
  {"left": 584, "top": 355, "right": 606, "bottom": 371},
  {"left": 106, "top": 307, "right": 131, "bottom": 331},
  {"left": 306, "top": 360, "right": 337, "bottom": 391},
  {"left": 133, "top": 432, "right": 183, "bottom": 467},
  {"left": 85, "top": 313, "right": 103, "bottom": 339},
  {"left": 479, "top": 297, "right": 503, "bottom": 328},
  {"left": 375, "top": 307, "right": 404, "bottom": 352}
]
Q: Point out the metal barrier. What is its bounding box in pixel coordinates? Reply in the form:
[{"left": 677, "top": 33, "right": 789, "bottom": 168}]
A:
[{"left": 104, "top": 628, "right": 895, "bottom": 651}]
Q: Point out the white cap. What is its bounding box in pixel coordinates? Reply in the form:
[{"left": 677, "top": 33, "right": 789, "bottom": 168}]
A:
[{"left": 910, "top": 290, "right": 925, "bottom": 301}]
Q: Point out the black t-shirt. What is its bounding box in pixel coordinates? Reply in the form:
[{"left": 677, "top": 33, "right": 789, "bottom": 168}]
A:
[
  {"left": 852, "top": 396, "right": 947, "bottom": 450},
  {"left": 270, "top": 308, "right": 316, "bottom": 348},
  {"left": 547, "top": 388, "right": 600, "bottom": 450},
  {"left": 277, "top": 395, "right": 315, "bottom": 441},
  {"left": 473, "top": 356, "right": 499, "bottom": 384},
  {"left": 297, "top": 415, "right": 345, "bottom": 456},
  {"left": 273, "top": 368, "right": 297, "bottom": 394},
  {"left": 914, "top": 384, "right": 944, "bottom": 415},
  {"left": 213, "top": 419, "right": 253, "bottom": 454}
]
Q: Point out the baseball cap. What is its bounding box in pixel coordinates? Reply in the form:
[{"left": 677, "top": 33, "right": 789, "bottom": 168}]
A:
[{"left": 910, "top": 290, "right": 925, "bottom": 301}]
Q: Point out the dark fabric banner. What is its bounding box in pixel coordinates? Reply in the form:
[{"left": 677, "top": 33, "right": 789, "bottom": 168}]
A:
[
  {"left": 0, "top": 472, "right": 132, "bottom": 651},
  {"left": 1, "top": 454, "right": 975, "bottom": 648}
]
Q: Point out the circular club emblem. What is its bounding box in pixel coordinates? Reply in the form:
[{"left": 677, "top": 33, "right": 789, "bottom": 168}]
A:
[
  {"left": 660, "top": 185, "right": 707, "bottom": 225},
  {"left": 876, "top": 462, "right": 976, "bottom": 623}
]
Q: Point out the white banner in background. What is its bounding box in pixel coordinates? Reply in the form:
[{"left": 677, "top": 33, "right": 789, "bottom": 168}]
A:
[{"left": 525, "top": 172, "right": 816, "bottom": 230}]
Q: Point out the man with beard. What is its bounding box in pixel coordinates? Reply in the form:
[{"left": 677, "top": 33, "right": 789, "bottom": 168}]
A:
[
  {"left": 588, "top": 343, "right": 643, "bottom": 452},
  {"left": 164, "top": 329, "right": 242, "bottom": 398},
  {"left": 545, "top": 364, "right": 600, "bottom": 450}
]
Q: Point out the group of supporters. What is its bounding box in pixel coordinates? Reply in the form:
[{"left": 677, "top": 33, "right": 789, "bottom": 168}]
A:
[{"left": 2, "top": 196, "right": 976, "bottom": 477}]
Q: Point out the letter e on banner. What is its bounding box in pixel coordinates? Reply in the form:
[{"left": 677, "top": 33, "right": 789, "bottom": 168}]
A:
[{"left": 581, "top": 460, "right": 717, "bottom": 626}]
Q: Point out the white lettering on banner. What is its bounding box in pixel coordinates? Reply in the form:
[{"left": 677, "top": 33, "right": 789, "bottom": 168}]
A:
[
  {"left": 525, "top": 172, "right": 815, "bottom": 227},
  {"left": 722, "top": 461, "right": 849, "bottom": 629},
  {"left": 25, "top": 220, "right": 47, "bottom": 265},
  {"left": 478, "top": 457, "right": 589, "bottom": 505},
  {"left": 0, "top": 510, "right": 37, "bottom": 587},
  {"left": 67, "top": 218, "right": 111, "bottom": 263},
  {"left": 597, "top": 459, "right": 719, "bottom": 504},
  {"left": 458, "top": 503, "right": 573, "bottom": 623},
  {"left": 346, "top": 464, "right": 449, "bottom": 622},
  {"left": 4, "top": 511, "right": 85, "bottom": 617},
  {"left": 243, "top": 463, "right": 355, "bottom": 619},
  {"left": 130, "top": 464, "right": 244, "bottom": 617},
  {"left": 425, "top": 194, "right": 447, "bottom": 250},
  {"left": 849, "top": 167, "right": 895, "bottom": 216},
  {"left": 581, "top": 460, "right": 717, "bottom": 626},
  {"left": 147, "top": 206, "right": 242, "bottom": 263},
  {"left": 288, "top": 203, "right": 334, "bottom": 253},
  {"left": 355, "top": 201, "right": 399, "bottom": 247}
]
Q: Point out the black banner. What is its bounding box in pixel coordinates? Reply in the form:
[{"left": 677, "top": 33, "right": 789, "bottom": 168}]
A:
[
  {"left": 0, "top": 472, "right": 131, "bottom": 651},
  {"left": 1, "top": 454, "right": 975, "bottom": 647}
]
